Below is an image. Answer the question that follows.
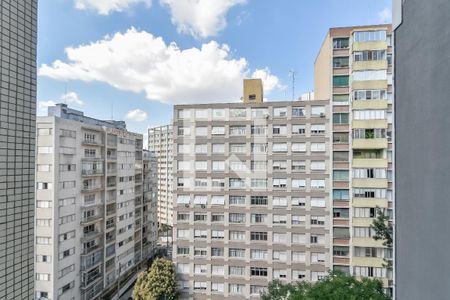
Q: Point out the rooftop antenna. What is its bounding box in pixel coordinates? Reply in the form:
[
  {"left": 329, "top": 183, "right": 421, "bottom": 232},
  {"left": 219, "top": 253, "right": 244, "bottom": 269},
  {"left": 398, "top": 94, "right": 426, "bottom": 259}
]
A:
[{"left": 289, "top": 70, "right": 296, "bottom": 100}]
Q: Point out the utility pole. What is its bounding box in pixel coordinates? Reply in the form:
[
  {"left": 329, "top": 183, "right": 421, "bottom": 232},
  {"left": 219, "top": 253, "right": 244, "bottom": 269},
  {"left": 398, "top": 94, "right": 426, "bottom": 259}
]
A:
[{"left": 289, "top": 70, "right": 296, "bottom": 100}]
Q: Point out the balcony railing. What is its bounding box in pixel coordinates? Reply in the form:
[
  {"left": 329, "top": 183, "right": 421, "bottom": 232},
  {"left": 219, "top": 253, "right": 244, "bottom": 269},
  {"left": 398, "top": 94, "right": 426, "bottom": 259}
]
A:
[
  {"left": 106, "top": 155, "right": 117, "bottom": 160},
  {"left": 81, "top": 230, "right": 102, "bottom": 241},
  {"left": 82, "top": 139, "right": 101, "bottom": 146},
  {"left": 81, "top": 212, "right": 103, "bottom": 224},
  {"left": 82, "top": 184, "right": 103, "bottom": 192},
  {"left": 82, "top": 244, "right": 101, "bottom": 255},
  {"left": 82, "top": 169, "right": 104, "bottom": 176}
]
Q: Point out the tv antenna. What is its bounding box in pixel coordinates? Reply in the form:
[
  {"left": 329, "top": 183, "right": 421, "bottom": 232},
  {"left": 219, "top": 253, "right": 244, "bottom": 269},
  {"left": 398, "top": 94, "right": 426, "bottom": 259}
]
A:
[{"left": 289, "top": 70, "right": 296, "bottom": 100}]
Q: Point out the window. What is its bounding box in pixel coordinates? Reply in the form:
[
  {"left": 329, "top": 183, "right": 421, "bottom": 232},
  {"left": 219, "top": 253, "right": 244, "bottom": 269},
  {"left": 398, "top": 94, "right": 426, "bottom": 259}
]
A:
[
  {"left": 251, "top": 108, "right": 268, "bottom": 118},
  {"left": 333, "top": 75, "right": 349, "bottom": 87},
  {"left": 230, "top": 108, "right": 246, "bottom": 118},
  {"left": 195, "top": 126, "right": 207, "bottom": 136},
  {"left": 273, "top": 125, "right": 287, "bottom": 135},
  {"left": 230, "top": 231, "right": 245, "bottom": 240},
  {"left": 230, "top": 143, "right": 246, "bottom": 153},
  {"left": 273, "top": 215, "right": 287, "bottom": 224},
  {"left": 311, "top": 216, "right": 325, "bottom": 225},
  {"left": 178, "top": 109, "right": 191, "bottom": 119},
  {"left": 311, "top": 161, "right": 326, "bottom": 171},
  {"left": 37, "top": 237, "right": 51, "bottom": 245},
  {"left": 292, "top": 160, "right": 306, "bottom": 171},
  {"left": 333, "top": 170, "right": 349, "bottom": 181},
  {"left": 354, "top": 89, "right": 387, "bottom": 101},
  {"left": 292, "top": 107, "right": 305, "bottom": 117},
  {"left": 333, "top": 94, "right": 349, "bottom": 104},
  {"left": 59, "top": 230, "right": 75, "bottom": 242},
  {"left": 273, "top": 250, "right": 287, "bottom": 261},
  {"left": 178, "top": 161, "right": 190, "bottom": 171},
  {"left": 273, "top": 107, "right": 287, "bottom": 117},
  {"left": 333, "top": 189, "right": 350, "bottom": 200},
  {"left": 59, "top": 248, "right": 75, "bottom": 260},
  {"left": 353, "top": 267, "right": 387, "bottom": 278},
  {"left": 354, "top": 227, "right": 376, "bottom": 238},
  {"left": 194, "top": 281, "right": 207, "bottom": 290},
  {"left": 176, "top": 195, "right": 190, "bottom": 204},
  {"left": 292, "top": 215, "right": 306, "bottom": 225},
  {"left": 291, "top": 197, "right": 306, "bottom": 207},
  {"left": 333, "top": 132, "right": 349, "bottom": 143},
  {"left": 211, "top": 230, "right": 224, "bottom": 239},
  {"left": 251, "top": 285, "right": 266, "bottom": 295},
  {"left": 229, "top": 195, "right": 245, "bottom": 205},
  {"left": 211, "top": 213, "right": 224, "bottom": 222},
  {"left": 353, "top": 70, "right": 387, "bottom": 81},
  {"left": 229, "top": 178, "right": 245, "bottom": 188},
  {"left": 353, "top": 188, "right": 386, "bottom": 198},
  {"left": 251, "top": 196, "right": 267, "bottom": 205},
  {"left": 333, "top": 113, "right": 349, "bottom": 124},
  {"left": 292, "top": 124, "right": 305, "bottom": 135},
  {"left": 193, "top": 195, "right": 207, "bottom": 205},
  {"left": 229, "top": 284, "right": 245, "bottom": 294},
  {"left": 37, "top": 164, "right": 51, "bottom": 172},
  {"left": 60, "top": 181, "right": 75, "bottom": 190},
  {"left": 293, "top": 270, "right": 306, "bottom": 281},
  {"left": 333, "top": 151, "right": 349, "bottom": 162},
  {"left": 230, "top": 161, "right": 246, "bottom": 171},
  {"left": 211, "top": 195, "right": 225, "bottom": 205},
  {"left": 195, "top": 144, "right": 207, "bottom": 153},
  {"left": 292, "top": 233, "right": 305, "bottom": 244},
  {"left": 36, "top": 273, "right": 50, "bottom": 281},
  {"left": 311, "top": 198, "right": 326, "bottom": 207},
  {"left": 211, "top": 247, "right": 224, "bottom": 257},
  {"left": 353, "top": 168, "right": 386, "bottom": 179},
  {"left": 251, "top": 267, "right": 268, "bottom": 277},
  {"left": 59, "top": 214, "right": 75, "bottom": 225},
  {"left": 36, "top": 201, "right": 52, "bottom": 208},
  {"left": 311, "top": 253, "right": 326, "bottom": 263},
  {"left": 178, "top": 126, "right": 191, "bottom": 136},
  {"left": 177, "top": 263, "right": 190, "bottom": 273},
  {"left": 353, "top": 30, "right": 387, "bottom": 42},
  {"left": 354, "top": 208, "right": 378, "bottom": 218},
  {"left": 194, "top": 213, "right": 207, "bottom": 221},
  {"left": 272, "top": 196, "right": 287, "bottom": 206},
  {"left": 311, "top": 124, "right": 326, "bottom": 135},
  {"left": 333, "top": 56, "right": 349, "bottom": 68},
  {"left": 59, "top": 264, "right": 75, "bottom": 278},
  {"left": 251, "top": 213, "right": 267, "bottom": 224},
  {"left": 333, "top": 37, "right": 349, "bottom": 49},
  {"left": 333, "top": 246, "right": 350, "bottom": 257},
  {"left": 292, "top": 143, "right": 306, "bottom": 152},
  {"left": 195, "top": 109, "right": 208, "bottom": 119},
  {"left": 230, "top": 125, "right": 246, "bottom": 135},
  {"left": 292, "top": 251, "right": 306, "bottom": 262},
  {"left": 272, "top": 178, "right": 287, "bottom": 188},
  {"left": 59, "top": 281, "right": 75, "bottom": 295},
  {"left": 195, "top": 161, "right": 207, "bottom": 171},
  {"left": 194, "top": 248, "right": 207, "bottom": 256},
  {"left": 354, "top": 50, "right": 386, "bottom": 61},
  {"left": 212, "top": 143, "right": 225, "bottom": 153},
  {"left": 353, "top": 110, "right": 385, "bottom": 120},
  {"left": 251, "top": 178, "right": 267, "bottom": 188},
  {"left": 37, "top": 182, "right": 52, "bottom": 190},
  {"left": 229, "top": 213, "right": 246, "bottom": 223},
  {"left": 177, "top": 229, "right": 190, "bottom": 238},
  {"left": 212, "top": 283, "right": 224, "bottom": 292},
  {"left": 251, "top": 125, "right": 267, "bottom": 135},
  {"left": 229, "top": 248, "right": 245, "bottom": 258},
  {"left": 177, "top": 213, "right": 190, "bottom": 221},
  {"left": 273, "top": 160, "right": 287, "bottom": 171},
  {"left": 36, "top": 255, "right": 52, "bottom": 263},
  {"left": 212, "top": 126, "right": 225, "bottom": 135},
  {"left": 177, "top": 144, "right": 190, "bottom": 154},
  {"left": 292, "top": 179, "right": 306, "bottom": 189},
  {"left": 212, "top": 109, "right": 225, "bottom": 119},
  {"left": 251, "top": 249, "right": 268, "bottom": 260},
  {"left": 250, "top": 232, "right": 267, "bottom": 241},
  {"left": 36, "top": 219, "right": 51, "bottom": 227},
  {"left": 353, "top": 128, "right": 386, "bottom": 139}
]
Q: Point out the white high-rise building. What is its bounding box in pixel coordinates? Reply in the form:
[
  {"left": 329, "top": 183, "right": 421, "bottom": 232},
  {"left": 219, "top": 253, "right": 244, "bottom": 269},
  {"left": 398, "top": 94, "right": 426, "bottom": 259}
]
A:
[
  {"left": 148, "top": 125, "right": 174, "bottom": 225},
  {"left": 35, "top": 104, "right": 158, "bottom": 300}
]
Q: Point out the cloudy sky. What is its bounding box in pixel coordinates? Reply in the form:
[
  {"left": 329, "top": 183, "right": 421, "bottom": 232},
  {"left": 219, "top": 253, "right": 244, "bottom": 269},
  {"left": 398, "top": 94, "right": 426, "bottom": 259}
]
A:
[{"left": 37, "top": 0, "right": 392, "bottom": 137}]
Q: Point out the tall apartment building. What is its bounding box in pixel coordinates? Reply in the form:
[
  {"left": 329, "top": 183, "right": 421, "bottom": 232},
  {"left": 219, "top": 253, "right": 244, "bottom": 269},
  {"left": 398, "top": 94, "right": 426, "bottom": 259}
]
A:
[
  {"left": 394, "top": 1, "right": 450, "bottom": 298},
  {"left": 148, "top": 125, "right": 174, "bottom": 225},
  {"left": 0, "top": 1, "right": 37, "bottom": 299},
  {"left": 35, "top": 104, "right": 157, "bottom": 300},
  {"left": 172, "top": 81, "right": 332, "bottom": 299},
  {"left": 315, "top": 25, "right": 394, "bottom": 294}
]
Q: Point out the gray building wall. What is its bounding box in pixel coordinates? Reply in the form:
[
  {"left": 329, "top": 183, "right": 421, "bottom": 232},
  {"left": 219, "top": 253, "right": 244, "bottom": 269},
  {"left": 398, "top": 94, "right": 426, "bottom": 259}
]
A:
[
  {"left": 0, "top": 1, "right": 37, "bottom": 299},
  {"left": 395, "top": 0, "right": 450, "bottom": 299}
]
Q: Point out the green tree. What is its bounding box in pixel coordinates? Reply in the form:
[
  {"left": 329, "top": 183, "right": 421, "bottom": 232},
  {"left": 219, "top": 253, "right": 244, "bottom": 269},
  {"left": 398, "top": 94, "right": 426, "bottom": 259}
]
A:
[
  {"left": 371, "top": 207, "right": 393, "bottom": 269},
  {"left": 261, "top": 271, "right": 391, "bottom": 300},
  {"left": 133, "top": 258, "right": 178, "bottom": 300}
]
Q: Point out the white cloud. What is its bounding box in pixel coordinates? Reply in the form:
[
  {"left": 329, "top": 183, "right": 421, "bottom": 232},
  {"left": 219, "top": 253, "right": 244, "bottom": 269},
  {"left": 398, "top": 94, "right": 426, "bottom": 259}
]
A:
[
  {"left": 378, "top": 7, "right": 392, "bottom": 23},
  {"left": 37, "top": 100, "right": 56, "bottom": 112},
  {"left": 39, "top": 28, "right": 280, "bottom": 104},
  {"left": 37, "top": 92, "right": 84, "bottom": 114},
  {"left": 160, "top": 0, "right": 246, "bottom": 38},
  {"left": 252, "top": 68, "right": 283, "bottom": 95},
  {"left": 74, "top": 0, "right": 151, "bottom": 15},
  {"left": 61, "top": 92, "right": 84, "bottom": 105},
  {"left": 125, "top": 109, "right": 148, "bottom": 122}
]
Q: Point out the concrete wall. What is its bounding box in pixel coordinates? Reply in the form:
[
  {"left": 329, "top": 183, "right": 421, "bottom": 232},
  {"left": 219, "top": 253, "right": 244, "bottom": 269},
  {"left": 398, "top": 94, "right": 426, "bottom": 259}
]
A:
[{"left": 395, "top": 0, "right": 450, "bottom": 299}]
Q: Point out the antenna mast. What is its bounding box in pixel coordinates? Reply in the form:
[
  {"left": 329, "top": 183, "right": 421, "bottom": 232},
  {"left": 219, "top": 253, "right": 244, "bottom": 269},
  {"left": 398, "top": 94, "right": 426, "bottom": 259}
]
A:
[{"left": 289, "top": 70, "right": 296, "bottom": 100}]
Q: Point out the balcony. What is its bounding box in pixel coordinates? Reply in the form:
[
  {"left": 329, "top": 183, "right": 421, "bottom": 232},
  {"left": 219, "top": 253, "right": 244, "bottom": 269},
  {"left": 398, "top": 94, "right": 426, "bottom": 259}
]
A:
[
  {"left": 82, "top": 156, "right": 104, "bottom": 162},
  {"left": 81, "top": 249, "right": 103, "bottom": 271},
  {"left": 107, "top": 168, "right": 117, "bottom": 175},
  {"left": 82, "top": 139, "right": 102, "bottom": 146},
  {"left": 80, "top": 212, "right": 103, "bottom": 225},
  {"left": 81, "top": 269, "right": 103, "bottom": 289},
  {"left": 81, "top": 281, "right": 103, "bottom": 300},
  {"left": 106, "top": 193, "right": 116, "bottom": 203},
  {"left": 82, "top": 169, "right": 104, "bottom": 177},
  {"left": 106, "top": 207, "right": 116, "bottom": 217},
  {"left": 81, "top": 230, "right": 102, "bottom": 241},
  {"left": 352, "top": 138, "right": 388, "bottom": 150},
  {"left": 82, "top": 244, "right": 101, "bottom": 255},
  {"left": 82, "top": 184, "right": 103, "bottom": 192}
]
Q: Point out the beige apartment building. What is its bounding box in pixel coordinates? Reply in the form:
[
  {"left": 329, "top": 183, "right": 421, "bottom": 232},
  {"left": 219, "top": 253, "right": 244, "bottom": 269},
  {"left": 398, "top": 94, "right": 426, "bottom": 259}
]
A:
[
  {"left": 34, "top": 104, "right": 158, "bottom": 300},
  {"left": 315, "top": 24, "right": 394, "bottom": 294},
  {"left": 172, "top": 81, "right": 333, "bottom": 299},
  {"left": 148, "top": 125, "right": 174, "bottom": 226}
]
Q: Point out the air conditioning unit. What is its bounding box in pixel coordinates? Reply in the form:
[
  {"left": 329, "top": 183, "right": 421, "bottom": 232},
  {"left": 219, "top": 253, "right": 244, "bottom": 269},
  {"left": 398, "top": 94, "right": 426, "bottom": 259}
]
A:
[
  {"left": 201, "top": 204, "right": 206, "bottom": 209},
  {"left": 184, "top": 204, "right": 190, "bottom": 208},
  {"left": 320, "top": 113, "right": 325, "bottom": 118}
]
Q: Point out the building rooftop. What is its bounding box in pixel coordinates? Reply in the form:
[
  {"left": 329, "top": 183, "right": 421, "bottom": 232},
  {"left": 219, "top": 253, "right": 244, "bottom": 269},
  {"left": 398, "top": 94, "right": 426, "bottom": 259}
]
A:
[{"left": 47, "top": 103, "right": 127, "bottom": 130}]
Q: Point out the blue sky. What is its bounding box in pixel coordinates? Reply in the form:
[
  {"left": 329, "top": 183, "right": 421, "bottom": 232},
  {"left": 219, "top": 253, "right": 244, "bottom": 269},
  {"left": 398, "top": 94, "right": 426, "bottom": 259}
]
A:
[{"left": 37, "top": 0, "right": 392, "bottom": 138}]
